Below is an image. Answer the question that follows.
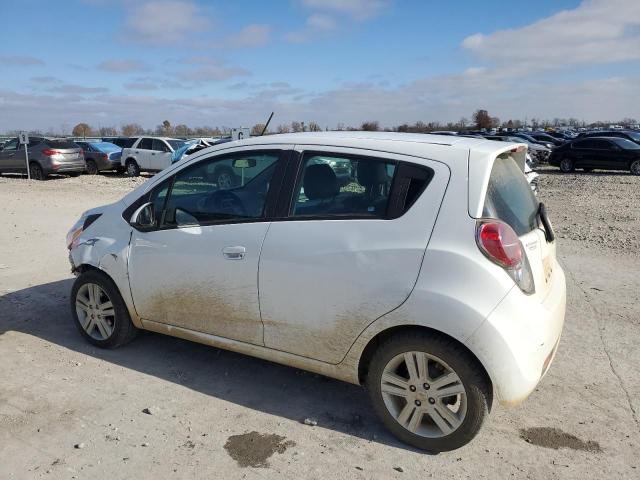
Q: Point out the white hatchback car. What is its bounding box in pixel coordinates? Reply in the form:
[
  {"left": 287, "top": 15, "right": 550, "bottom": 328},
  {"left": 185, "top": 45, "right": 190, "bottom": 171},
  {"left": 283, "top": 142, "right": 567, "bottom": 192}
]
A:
[{"left": 67, "top": 132, "right": 566, "bottom": 451}]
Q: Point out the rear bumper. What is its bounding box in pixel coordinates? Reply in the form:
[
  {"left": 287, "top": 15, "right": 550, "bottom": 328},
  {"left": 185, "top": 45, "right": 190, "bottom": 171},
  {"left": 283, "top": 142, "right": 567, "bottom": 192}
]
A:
[
  {"left": 46, "top": 160, "right": 87, "bottom": 174},
  {"left": 465, "top": 264, "right": 566, "bottom": 406}
]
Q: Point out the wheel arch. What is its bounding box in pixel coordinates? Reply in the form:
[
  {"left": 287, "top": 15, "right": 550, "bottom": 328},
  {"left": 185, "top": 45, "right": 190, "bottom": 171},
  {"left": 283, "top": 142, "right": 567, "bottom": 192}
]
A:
[{"left": 357, "top": 325, "right": 493, "bottom": 403}]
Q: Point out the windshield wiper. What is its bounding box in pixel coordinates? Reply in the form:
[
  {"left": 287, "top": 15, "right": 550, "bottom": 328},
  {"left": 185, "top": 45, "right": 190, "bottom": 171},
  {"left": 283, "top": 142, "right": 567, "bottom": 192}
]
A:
[{"left": 537, "top": 202, "right": 555, "bottom": 243}]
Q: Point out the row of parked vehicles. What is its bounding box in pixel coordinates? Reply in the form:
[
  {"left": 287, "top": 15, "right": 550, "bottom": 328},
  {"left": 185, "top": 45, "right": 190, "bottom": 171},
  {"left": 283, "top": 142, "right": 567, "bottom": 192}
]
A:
[
  {"left": 433, "top": 129, "right": 640, "bottom": 176},
  {"left": 2, "top": 128, "right": 639, "bottom": 180}
]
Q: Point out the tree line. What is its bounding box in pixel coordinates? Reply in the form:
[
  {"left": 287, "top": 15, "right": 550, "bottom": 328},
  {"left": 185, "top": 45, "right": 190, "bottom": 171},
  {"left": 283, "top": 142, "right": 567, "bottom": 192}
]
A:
[{"left": 7, "top": 111, "right": 639, "bottom": 138}]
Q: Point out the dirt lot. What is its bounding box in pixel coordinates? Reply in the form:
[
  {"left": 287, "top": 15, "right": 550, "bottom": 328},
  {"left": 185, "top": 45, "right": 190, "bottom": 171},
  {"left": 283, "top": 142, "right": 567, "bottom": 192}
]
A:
[{"left": 1, "top": 168, "right": 639, "bottom": 479}]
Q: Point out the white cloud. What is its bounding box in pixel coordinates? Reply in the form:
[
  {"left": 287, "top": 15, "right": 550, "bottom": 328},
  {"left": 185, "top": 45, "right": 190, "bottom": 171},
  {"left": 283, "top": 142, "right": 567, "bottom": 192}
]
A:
[
  {"left": 0, "top": 55, "right": 44, "bottom": 66},
  {"left": 223, "top": 24, "right": 271, "bottom": 48},
  {"left": 121, "top": 0, "right": 210, "bottom": 45},
  {"left": 462, "top": 0, "right": 640, "bottom": 73},
  {"left": 300, "top": 0, "right": 390, "bottom": 21},
  {"left": 286, "top": 13, "right": 338, "bottom": 43},
  {"left": 177, "top": 57, "right": 250, "bottom": 82},
  {"left": 98, "top": 59, "right": 146, "bottom": 72}
]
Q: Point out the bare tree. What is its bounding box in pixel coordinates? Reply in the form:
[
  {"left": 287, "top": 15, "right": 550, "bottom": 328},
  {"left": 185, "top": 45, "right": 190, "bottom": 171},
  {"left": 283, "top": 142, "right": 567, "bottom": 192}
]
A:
[
  {"left": 291, "top": 121, "right": 303, "bottom": 133},
  {"left": 360, "top": 120, "right": 380, "bottom": 131},
  {"left": 99, "top": 126, "right": 118, "bottom": 136},
  {"left": 251, "top": 123, "right": 267, "bottom": 135},
  {"left": 121, "top": 123, "right": 145, "bottom": 136},
  {"left": 72, "top": 123, "right": 93, "bottom": 138},
  {"left": 472, "top": 109, "right": 493, "bottom": 130},
  {"left": 308, "top": 121, "right": 322, "bottom": 132},
  {"left": 276, "top": 124, "right": 291, "bottom": 134},
  {"left": 174, "top": 124, "right": 190, "bottom": 137}
]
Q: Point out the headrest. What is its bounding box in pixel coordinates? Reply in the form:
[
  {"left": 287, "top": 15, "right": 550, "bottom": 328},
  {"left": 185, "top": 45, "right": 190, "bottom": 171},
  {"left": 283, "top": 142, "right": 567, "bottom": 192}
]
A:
[
  {"left": 303, "top": 164, "right": 339, "bottom": 200},
  {"left": 357, "top": 161, "right": 389, "bottom": 186}
]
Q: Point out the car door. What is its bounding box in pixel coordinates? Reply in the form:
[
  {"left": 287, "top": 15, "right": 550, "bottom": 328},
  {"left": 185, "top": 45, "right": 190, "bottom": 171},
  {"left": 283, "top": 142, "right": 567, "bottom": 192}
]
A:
[
  {"left": 589, "top": 139, "right": 614, "bottom": 168},
  {"left": 135, "top": 138, "right": 153, "bottom": 169},
  {"left": 0, "top": 138, "right": 21, "bottom": 172},
  {"left": 571, "top": 139, "right": 594, "bottom": 167},
  {"left": 127, "top": 148, "right": 287, "bottom": 345},
  {"left": 258, "top": 146, "right": 450, "bottom": 364},
  {"left": 150, "top": 139, "right": 173, "bottom": 171}
]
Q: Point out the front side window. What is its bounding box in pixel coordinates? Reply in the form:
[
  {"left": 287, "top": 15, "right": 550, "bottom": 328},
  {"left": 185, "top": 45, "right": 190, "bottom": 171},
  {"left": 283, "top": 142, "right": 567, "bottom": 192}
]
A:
[
  {"left": 292, "top": 153, "right": 396, "bottom": 218},
  {"left": 3, "top": 139, "right": 19, "bottom": 151},
  {"left": 158, "top": 151, "right": 280, "bottom": 227},
  {"left": 152, "top": 139, "right": 170, "bottom": 152}
]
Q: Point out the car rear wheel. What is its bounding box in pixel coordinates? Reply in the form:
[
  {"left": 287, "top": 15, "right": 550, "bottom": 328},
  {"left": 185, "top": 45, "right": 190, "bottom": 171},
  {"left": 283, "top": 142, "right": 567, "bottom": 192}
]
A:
[
  {"left": 29, "top": 162, "right": 45, "bottom": 180},
  {"left": 630, "top": 160, "right": 640, "bottom": 176},
  {"left": 126, "top": 160, "right": 140, "bottom": 177},
  {"left": 71, "top": 270, "right": 138, "bottom": 348},
  {"left": 86, "top": 159, "right": 98, "bottom": 175},
  {"left": 366, "top": 331, "right": 491, "bottom": 452},
  {"left": 559, "top": 158, "right": 574, "bottom": 173}
]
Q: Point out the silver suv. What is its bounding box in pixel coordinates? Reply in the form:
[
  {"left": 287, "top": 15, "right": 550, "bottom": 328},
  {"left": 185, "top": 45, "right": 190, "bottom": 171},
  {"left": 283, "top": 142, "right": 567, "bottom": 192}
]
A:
[{"left": 0, "top": 137, "right": 85, "bottom": 180}]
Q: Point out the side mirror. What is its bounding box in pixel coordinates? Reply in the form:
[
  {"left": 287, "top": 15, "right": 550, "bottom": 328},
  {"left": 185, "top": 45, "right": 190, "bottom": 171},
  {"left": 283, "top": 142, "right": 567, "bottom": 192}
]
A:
[
  {"left": 130, "top": 202, "right": 156, "bottom": 231},
  {"left": 232, "top": 158, "right": 256, "bottom": 169}
]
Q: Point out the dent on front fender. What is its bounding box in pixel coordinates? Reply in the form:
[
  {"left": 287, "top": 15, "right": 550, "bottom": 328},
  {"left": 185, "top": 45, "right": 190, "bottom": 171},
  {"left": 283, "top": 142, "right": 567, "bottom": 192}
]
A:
[{"left": 70, "top": 220, "right": 142, "bottom": 328}]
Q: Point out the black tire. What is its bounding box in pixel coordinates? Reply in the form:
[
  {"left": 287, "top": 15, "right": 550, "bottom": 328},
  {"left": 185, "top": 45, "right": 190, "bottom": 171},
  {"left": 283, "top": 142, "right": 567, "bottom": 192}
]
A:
[
  {"left": 29, "top": 162, "right": 45, "bottom": 180},
  {"left": 85, "top": 159, "right": 98, "bottom": 175},
  {"left": 365, "top": 331, "right": 491, "bottom": 452},
  {"left": 126, "top": 159, "right": 140, "bottom": 177},
  {"left": 559, "top": 157, "right": 574, "bottom": 173},
  {"left": 70, "top": 269, "right": 138, "bottom": 348},
  {"left": 630, "top": 159, "right": 640, "bottom": 176}
]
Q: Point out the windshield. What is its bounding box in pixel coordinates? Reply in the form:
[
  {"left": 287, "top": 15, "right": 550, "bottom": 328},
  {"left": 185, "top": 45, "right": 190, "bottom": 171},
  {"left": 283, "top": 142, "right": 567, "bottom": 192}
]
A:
[
  {"left": 168, "top": 140, "right": 186, "bottom": 150},
  {"left": 625, "top": 131, "right": 640, "bottom": 142},
  {"left": 483, "top": 154, "right": 539, "bottom": 236},
  {"left": 613, "top": 138, "right": 640, "bottom": 150}
]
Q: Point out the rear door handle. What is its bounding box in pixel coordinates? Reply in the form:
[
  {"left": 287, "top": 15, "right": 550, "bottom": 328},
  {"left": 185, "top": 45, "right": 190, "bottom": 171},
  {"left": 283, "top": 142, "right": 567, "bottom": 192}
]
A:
[{"left": 222, "top": 246, "right": 246, "bottom": 260}]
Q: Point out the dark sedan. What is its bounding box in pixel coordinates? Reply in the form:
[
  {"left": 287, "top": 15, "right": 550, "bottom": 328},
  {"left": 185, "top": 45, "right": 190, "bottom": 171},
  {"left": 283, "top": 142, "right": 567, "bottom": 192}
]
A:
[
  {"left": 549, "top": 137, "right": 640, "bottom": 175},
  {"left": 76, "top": 141, "right": 123, "bottom": 174},
  {"left": 577, "top": 130, "right": 640, "bottom": 145}
]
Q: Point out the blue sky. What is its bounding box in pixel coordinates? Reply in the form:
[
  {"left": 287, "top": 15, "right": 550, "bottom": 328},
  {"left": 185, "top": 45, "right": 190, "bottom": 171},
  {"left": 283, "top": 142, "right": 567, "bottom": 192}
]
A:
[{"left": 1, "top": 0, "right": 639, "bottom": 132}]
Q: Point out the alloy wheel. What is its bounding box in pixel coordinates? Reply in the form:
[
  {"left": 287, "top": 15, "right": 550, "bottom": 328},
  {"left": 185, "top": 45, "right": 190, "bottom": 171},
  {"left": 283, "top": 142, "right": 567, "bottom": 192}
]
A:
[
  {"left": 380, "top": 351, "right": 467, "bottom": 438},
  {"left": 631, "top": 160, "right": 640, "bottom": 176},
  {"left": 75, "top": 283, "right": 115, "bottom": 341}
]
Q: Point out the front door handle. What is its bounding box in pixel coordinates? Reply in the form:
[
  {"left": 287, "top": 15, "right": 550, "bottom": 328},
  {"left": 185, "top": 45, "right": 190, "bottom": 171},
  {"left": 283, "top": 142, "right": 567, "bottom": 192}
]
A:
[{"left": 222, "top": 246, "right": 246, "bottom": 260}]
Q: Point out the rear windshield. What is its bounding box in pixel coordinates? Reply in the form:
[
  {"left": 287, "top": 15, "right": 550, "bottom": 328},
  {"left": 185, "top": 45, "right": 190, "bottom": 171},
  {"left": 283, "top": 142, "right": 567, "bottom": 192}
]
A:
[
  {"left": 482, "top": 154, "right": 539, "bottom": 236},
  {"left": 45, "top": 139, "right": 79, "bottom": 149}
]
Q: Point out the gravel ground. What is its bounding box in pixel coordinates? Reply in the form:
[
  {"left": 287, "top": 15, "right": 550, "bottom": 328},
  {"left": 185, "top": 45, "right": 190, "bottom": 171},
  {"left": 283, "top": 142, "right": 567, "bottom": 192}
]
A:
[{"left": 0, "top": 168, "right": 639, "bottom": 479}]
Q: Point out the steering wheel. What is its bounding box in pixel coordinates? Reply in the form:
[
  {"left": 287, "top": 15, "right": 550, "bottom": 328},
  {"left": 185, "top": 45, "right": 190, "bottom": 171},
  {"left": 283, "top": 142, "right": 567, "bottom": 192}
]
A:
[{"left": 199, "top": 190, "right": 247, "bottom": 217}]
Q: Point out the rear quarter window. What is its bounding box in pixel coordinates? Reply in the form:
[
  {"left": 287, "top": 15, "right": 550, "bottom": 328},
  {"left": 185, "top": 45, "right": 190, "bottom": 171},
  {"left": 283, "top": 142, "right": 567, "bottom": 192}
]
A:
[{"left": 482, "top": 154, "right": 538, "bottom": 236}]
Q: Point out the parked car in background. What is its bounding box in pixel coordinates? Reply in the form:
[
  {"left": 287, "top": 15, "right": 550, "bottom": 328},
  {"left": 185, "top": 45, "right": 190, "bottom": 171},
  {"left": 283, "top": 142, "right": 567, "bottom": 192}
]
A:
[
  {"left": 102, "top": 137, "right": 139, "bottom": 149},
  {"left": 485, "top": 135, "right": 551, "bottom": 164},
  {"left": 577, "top": 130, "right": 640, "bottom": 145},
  {"left": 0, "top": 137, "right": 85, "bottom": 180},
  {"left": 503, "top": 132, "right": 555, "bottom": 150},
  {"left": 66, "top": 132, "right": 565, "bottom": 452},
  {"left": 76, "top": 141, "right": 123, "bottom": 174},
  {"left": 549, "top": 137, "right": 640, "bottom": 175},
  {"left": 121, "top": 137, "right": 186, "bottom": 176},
  {"left": 528, "top": 132, "right": 565, "bottom": 146}
]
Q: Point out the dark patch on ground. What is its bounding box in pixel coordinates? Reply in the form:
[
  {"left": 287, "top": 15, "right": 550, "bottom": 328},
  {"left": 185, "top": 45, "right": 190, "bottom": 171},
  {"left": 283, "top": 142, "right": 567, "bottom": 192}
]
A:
[
  {"left": 224, "top": 431, "right": 295, "bottom": 468},
  {"left": 520, "top": 427, "right": 602, "bottom": 452}
]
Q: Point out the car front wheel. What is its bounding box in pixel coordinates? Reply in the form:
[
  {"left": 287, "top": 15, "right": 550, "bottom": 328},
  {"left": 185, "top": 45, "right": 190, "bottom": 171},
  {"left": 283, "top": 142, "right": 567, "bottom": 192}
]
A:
[
  {"left": 630, "top": 160, "right": 640, "bottom": 176},
  {"left": 71, "top": 270, "right": 138, "bottom": 348},
  {"left": 366, "top": 331, "right": 491, "bottom": 452},
  {"left": 559, "top": 158, "right": 574, "bottom": 173}
]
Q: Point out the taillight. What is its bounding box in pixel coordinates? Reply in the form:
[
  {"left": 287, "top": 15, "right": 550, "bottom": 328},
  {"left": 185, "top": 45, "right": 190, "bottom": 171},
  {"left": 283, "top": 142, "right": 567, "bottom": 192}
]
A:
[
  {"left": 42, "top": 148, "right": 60, "bottom": 156},
  {"left": 477, "top": 222, "right": 522, "bottom": 268},
  {"left": 476, "top": 220, "right": 535, "bottom": 294}
]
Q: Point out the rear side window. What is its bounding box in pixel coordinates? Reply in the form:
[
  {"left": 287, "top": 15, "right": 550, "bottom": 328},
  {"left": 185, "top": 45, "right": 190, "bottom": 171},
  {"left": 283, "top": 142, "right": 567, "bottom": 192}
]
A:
[
  {"left": 482, "top": 155, "right": 538, "bottom": 236},
  {"left": 292, "top": 153, "right": 396, "bottom": 218},
  {"left": 152, "top": 139, "right": 170, "bottom": 152},
  {"left": 138, "top": 138, "right": 153, "bottom": 150},
  {"left": 45, "top": 139, "right": 78, "bottom": 149}
]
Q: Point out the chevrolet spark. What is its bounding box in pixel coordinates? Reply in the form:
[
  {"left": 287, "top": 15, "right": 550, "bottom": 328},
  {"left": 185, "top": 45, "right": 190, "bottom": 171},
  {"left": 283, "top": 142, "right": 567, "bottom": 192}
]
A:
[{"left": 67, "top": 132, "right": 566, "bottom": 452}]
